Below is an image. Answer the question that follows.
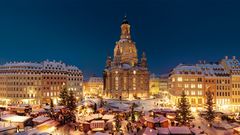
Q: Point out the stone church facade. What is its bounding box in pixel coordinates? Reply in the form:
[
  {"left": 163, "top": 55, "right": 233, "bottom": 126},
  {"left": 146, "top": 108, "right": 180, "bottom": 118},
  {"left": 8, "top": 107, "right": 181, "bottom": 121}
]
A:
[{"left": 103, "top": 16, "right": 150, "bottom": 99}]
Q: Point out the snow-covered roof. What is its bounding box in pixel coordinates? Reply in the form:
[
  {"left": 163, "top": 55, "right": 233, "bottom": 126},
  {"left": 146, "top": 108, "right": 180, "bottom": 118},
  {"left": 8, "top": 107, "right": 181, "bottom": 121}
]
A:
[
  {"left": 190, "top": 127, "right": 204, "bottom": 134},
  {"left": 223, "top": 58, "right": 240, "bottom": 68},
  {"left": 32, "top": 116, "right": 50, "bottom": 123},
  {"left": 0, "top": 126, "right": 17, "bottom": 132},
  {"left": 172, "top": 64, "right": 202, "bottom": 75},
  {"left": 3, "top": 62, "right": 42, "bottom": 67},
  {"left": 0, "top": 60, "right": 82, "bottom": 73},
  {"left": 122, "top": 64, "right": 132, "bottom": 69},
  {"left": 1, "top": 114, "right": 31, "bottom": 123},
  {"left": 143, "top": 115, "right": 168, "bottom": 123},
  {"left": 171, "top": 62, "right": 230, "bottom": 77},
  {"left": 143, "top": 127, "right": 158, "bottom": 135},
  {"left": 156, "top": 128, "right": 170, "bottom": 135},
  {"left": 84, "top": 114, "right": 103, "bottom": 121},
  {"left": 196, "top": 63, "right": 229, "bottom": 77},
  {"left": 102, "top": 114, "right": 115, "bottom": 120},
  {"left": 168, "top": 127, "right": 191, "bottom": 134},
  {"left": 90, "top": 120, "right": 105, "bottom": 124},
  {"left": 94, "top": 132, "right": 109, "bottom": 135},
  {"left": 221, "top": 57, "right": 240, "bottom": 75}
]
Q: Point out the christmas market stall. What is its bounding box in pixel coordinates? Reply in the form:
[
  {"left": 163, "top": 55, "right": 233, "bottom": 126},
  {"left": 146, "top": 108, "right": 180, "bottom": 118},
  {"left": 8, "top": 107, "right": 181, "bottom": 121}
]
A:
[
  {"left": 143, "top": 115, "right": 169, "bottom": 129},
  {"left": 1, "top": 114, "right": 32, "bottom": 129},
  {"left": 90, "top": 120, "right": 105, "bottom": 132}
]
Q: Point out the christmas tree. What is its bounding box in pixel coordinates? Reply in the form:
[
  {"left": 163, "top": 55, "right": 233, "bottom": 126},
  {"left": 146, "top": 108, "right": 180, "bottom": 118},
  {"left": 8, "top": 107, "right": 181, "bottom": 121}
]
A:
[
  {"left": 67, "top": 90, "right": 77, "bottom": 121},
  {"left": 115, "top": 113, "right": 121, "bottom": 132},
  {"left": 130, "top": 103, "right": 137, "bottom": 122},
  {"left": 205, "top": 90, "right": 215, "bottom": 124},
  {"left": 67, "top": 90, "right": 77, "bottom": 111},
  {"left": 59, "top": 87, "right": 69, "bottom": 106},
  {"left": 175, "top": 91, "right": 192, "bottom": 126}
]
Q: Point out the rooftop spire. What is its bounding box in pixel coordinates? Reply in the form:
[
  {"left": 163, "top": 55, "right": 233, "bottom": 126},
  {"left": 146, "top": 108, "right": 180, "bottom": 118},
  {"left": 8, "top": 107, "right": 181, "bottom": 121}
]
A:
[
  {"left": 122, "top": 15, "right": 129, "bottom": 24},
  {"left": 120, "top": 15, "right": 131, "bottom": 39}
]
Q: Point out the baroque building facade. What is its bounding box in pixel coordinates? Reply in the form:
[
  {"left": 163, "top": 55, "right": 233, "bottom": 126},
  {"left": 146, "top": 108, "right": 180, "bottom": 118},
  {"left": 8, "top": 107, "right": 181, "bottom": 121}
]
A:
[
  {"left": 169, "top": 56, "right": 240, "bottom": 112},
  {"left": 103, "top": 16, "right": 150, "bottom": 99},
  {"left": 0, "top": 60, "right": 83, "bottom": 105}
]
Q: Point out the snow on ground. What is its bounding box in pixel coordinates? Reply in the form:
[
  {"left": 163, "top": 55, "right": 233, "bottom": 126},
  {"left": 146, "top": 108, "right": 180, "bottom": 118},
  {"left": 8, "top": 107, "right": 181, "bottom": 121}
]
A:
[{"left": 104, "top": 98, "right": 170, "bottom": 112}]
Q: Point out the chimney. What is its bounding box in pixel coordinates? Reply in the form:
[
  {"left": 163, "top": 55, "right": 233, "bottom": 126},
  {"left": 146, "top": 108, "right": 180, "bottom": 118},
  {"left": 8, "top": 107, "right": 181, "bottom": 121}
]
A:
[
  {"left": 225, "top": 56, "right": 228, "bottom": 60},
  {"left": 233, "top": 56, "right": 236, "bottom": 60}
]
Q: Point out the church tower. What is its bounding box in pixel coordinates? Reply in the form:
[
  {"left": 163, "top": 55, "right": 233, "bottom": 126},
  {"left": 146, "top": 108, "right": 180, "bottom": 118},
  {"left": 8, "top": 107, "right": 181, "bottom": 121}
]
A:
[
  {"left": 104, "top": 16, "right": 150, "bottom": 99},
  {"left": 113, "top": 16, "right": 138, "bottom": 66}
]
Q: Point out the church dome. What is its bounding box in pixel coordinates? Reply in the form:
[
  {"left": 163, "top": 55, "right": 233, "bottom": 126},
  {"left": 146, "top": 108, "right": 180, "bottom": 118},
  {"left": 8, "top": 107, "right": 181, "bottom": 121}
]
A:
[{"left": 113, "top": 16, "right": 138, "bottom": 66}]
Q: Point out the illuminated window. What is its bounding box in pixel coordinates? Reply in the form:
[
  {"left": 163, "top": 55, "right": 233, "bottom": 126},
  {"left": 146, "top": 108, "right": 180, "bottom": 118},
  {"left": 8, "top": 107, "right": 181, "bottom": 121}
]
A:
[
  {"left": 191, "top": 91, "right": 195, "bottom": 95},
  {"left": 115, "top": 77, "right": 119, "bottom": 90},
  {"left": 185, "top": 90, "right": 189, "bottom": 95},
  {"left": 178, "top": 84, "right": 182, "bottom": 88},
  {"left": 198, "top": 84, "right": 202, "bottom": 89},
  {"left": 198, "top": 98, "right": 202, "bottom": 104},
  {"left": 133, "top": 78, "right": 136, "bottom": 90},
  {"left": 124, "top": 77, "right": 127, "bottom": 90},
  {"left": 172, "top": 78, "right": 175, "bottom": 82},
  {"left": 184, "top": 84, "right": 189, "bottom": 88},
  {"left": 190, "top": 78, "right": 195, "bottom": 82},
  {"left": 133, "top": 70, "right": 136, "bottom": 75},
  {"left": 177, "top": 77, "right": 183, "bottom": 82},
  {"left": 191, "top": 84, "right": 196, "bottom": 88},
  {"left": 191, "top": 98, "right": 196, "bottom": 104},
  {"left": 198, "top": 91, "right": 202, "bottom": 95}
]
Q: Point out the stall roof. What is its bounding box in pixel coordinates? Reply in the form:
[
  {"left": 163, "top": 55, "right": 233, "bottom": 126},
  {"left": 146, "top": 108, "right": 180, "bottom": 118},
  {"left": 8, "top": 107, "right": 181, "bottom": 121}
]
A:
[
  {"left": 0, "top": 125, "right": 17, "bottom": 132},
  {"left": 32, "top": 116, "right": 50, "bottom": 123},
  {"left": 1, "top": 115, "right": 31, "bottom": 123},
  {"left": 156, "top": 127, "right": 170, "bottom": 135},
  {"left": 190, "top": 127, "right": 204, "bottom": 134},
  {"left": 143, "top": 127, "right": 158, "bottom": 135},
  {"left": 84, "top": 114, "right": 103, "bottom": 121},
  {"left": 94, "top": 132, "right": 109, "bottom": 135},
  {"left": 169, "top": 127, "right": 191, "bottom": 135},
  {"left": 90, "top": 120, "right": 105, "bottom": 124},
  {"left": 102, "top": 114, "right": 115, "bottom": 120},
  {"left": 143, "top": 115, "right": 168, "bottom": 123}
]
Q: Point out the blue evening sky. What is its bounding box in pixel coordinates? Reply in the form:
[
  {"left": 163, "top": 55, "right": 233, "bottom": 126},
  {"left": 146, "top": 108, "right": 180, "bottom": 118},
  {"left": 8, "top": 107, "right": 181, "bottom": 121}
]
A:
[{"left": 0, "top": 0, "right": 240, "bottom": 77}]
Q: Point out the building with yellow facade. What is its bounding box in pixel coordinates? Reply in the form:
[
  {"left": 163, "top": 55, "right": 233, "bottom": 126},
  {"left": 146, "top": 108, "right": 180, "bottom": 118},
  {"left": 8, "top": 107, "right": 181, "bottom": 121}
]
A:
[
  {"left": 0, "top": 60, "right": 83, "bottom": 105},
  {"left": 103, "top": 16, "right": 150, "bottom": 99},
  {"left": 149, "top": 74, "right": 169, "bottom": 99},
  {"left": 149, "top": 74, "right": 160, "bottom": 96},
  {"left": 169, "top": 56, "right": 240, "bottom": 112},
  {"left": 83, "top": 76, "right": 103, "bottom": 96}
]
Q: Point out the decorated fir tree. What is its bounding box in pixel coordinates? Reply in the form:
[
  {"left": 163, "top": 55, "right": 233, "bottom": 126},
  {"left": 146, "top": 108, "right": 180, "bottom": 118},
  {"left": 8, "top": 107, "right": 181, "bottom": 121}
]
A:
[
  {"left": 115, "top": 113, "right": 121, "bottom": 132},
  {"left": 59, "top": 87, "right": 69, "bottom": 106},
  {"left": 175, "top": 91, "right": 192, "bottom": 126},
  {"left": 50, "top": 98, "right": 54, "bottom": 108},
  {"left": 130, "top": 103, "right": 137, "bottom": 122},
  {"left": 67, "top": 90, "right": 77, "bottom": 112},
  {"left": 205, "top": 90, "right": 215, "bottom": 124},
  {"left": 50, "top": 99, "right": 54, "bottom": 117}
]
